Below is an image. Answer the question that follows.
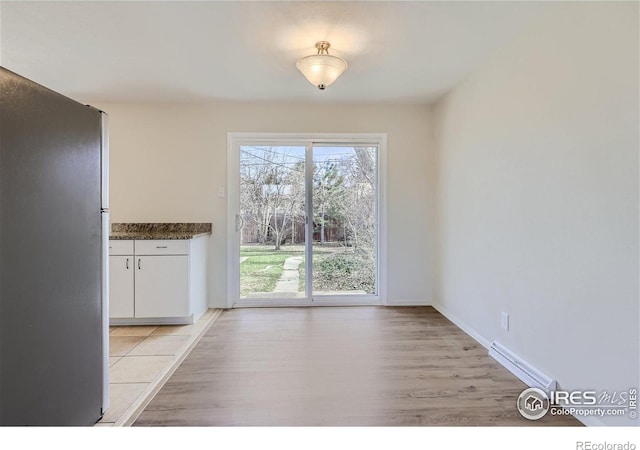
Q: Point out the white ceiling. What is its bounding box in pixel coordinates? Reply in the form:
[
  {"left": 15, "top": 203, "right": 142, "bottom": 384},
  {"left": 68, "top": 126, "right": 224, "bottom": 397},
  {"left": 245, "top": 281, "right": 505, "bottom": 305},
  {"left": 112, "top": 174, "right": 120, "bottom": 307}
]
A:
[{"left": 0, "top": 1, "right": 549, "bottom": 104}]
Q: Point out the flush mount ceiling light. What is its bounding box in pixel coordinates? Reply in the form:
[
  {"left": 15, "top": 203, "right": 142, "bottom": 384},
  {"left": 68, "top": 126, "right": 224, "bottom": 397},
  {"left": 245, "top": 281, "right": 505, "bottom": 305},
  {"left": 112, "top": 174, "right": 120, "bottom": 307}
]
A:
[{"left": 296, "top": 41, "right": 348, "bottom": 90}]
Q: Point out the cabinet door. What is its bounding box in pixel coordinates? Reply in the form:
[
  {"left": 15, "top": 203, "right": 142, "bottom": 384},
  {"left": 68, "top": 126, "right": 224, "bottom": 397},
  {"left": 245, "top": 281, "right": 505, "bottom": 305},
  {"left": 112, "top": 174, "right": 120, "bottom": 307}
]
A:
[
  {"left": 134, "top": 255, "right": 189, "bottom": 318},
  {"left": 109, "top": 255, "right": 134, "bottom": 318}
]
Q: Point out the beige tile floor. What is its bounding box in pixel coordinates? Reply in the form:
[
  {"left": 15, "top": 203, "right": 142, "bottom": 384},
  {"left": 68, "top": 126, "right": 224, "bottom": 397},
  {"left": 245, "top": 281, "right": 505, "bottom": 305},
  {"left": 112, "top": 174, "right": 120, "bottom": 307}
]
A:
[{"left": 96, "top": 309, "right": 222, "bottom": 426}]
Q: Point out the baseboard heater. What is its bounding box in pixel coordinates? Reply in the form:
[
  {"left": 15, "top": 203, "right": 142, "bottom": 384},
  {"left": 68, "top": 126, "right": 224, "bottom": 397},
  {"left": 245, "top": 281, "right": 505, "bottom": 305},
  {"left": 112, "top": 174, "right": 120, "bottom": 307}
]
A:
[{"left": 489, "top": 341, "right": 557, "bottom": 394}]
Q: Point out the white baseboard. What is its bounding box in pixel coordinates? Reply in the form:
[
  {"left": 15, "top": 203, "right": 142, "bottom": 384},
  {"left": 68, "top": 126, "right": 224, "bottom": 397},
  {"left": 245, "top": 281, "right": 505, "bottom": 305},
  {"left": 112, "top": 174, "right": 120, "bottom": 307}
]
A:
[
  {"left": 385, "top": 299, "right": 430, "bottom": 306},
  {"left": 431, "top": 302, "right": 491, "bottom": 349},
  {"left": 110, "top": 315, "right": 194, "bottom": 326}
]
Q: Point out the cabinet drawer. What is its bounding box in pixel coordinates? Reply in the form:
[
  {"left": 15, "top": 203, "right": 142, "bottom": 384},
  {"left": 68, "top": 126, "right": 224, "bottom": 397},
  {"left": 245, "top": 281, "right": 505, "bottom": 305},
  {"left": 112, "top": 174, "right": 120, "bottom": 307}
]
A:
[
  {"left": 134, "top": 239, "right": 189, "bottom": 255},
  {"left": 109, "top": 240, "right": 134, "bottom": 255}
]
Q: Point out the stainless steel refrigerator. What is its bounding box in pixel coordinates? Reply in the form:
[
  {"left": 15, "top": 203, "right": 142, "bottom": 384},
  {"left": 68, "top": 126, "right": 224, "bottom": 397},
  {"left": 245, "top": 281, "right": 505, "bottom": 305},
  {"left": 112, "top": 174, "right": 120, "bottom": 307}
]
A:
[{"left": 0, "top": 66, "right": 109, "bottom": 425}]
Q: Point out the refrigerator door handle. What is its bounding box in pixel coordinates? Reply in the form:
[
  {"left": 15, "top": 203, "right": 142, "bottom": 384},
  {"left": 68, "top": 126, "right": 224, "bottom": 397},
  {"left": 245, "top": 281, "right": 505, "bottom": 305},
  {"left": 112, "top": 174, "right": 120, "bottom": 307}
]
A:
[
  {"left": 101, "top": 211, "right": 110, "bottom": 413},
  {"left": 100, "top": 113, "right": 109, "bottom": 210}
]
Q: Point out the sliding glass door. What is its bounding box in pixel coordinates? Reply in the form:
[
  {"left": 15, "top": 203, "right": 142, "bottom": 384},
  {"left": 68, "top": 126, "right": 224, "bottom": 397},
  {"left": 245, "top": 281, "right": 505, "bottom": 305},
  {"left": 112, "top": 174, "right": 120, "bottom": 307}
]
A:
[
  {"left": 238, "top": 145, "right": 307, "bottom": 299},
  {"left": 311, "top": 145, "right": 377, "bottom": 297},
  {"left": 228, "top": 134, "right": 385, "bottom": 307}
]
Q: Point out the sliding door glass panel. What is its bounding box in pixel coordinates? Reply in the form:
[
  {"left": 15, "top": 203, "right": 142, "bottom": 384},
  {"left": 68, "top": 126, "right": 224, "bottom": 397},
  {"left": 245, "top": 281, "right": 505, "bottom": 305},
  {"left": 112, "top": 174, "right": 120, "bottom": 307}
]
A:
[
  {"left": 312, "top": 146, "right": 378, "bottom": 296},
  {"left": 239, "top": 146, "right": 306, "bottom": 299}
]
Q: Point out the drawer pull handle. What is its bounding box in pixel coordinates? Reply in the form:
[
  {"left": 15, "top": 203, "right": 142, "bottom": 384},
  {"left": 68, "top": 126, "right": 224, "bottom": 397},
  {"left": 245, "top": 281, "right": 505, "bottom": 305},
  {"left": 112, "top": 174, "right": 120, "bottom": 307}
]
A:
[
  {"left": 156, "top": 245, "right": 168, "bottom": 249},
  {"left": 138, "top": 258, "right": 141, "bottom": 270},
  {"left": 126, "top": 258, "right": 129, "bottom": 270}
]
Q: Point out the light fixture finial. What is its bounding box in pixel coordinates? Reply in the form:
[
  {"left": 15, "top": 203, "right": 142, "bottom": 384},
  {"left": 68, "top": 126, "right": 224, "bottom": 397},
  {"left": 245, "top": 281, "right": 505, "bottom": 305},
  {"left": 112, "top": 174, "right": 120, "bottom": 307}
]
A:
[{"left": 315, "top": 41, "right": 331, "bottom": 54}]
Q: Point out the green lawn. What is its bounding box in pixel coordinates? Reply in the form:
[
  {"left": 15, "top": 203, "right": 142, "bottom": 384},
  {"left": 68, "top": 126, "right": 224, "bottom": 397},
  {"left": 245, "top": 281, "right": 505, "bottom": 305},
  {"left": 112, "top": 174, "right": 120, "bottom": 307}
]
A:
[
  {"left": 241, "top": 244, "right": 374, "bottom": 296},
  {"left": 240, "top": 246, "right": 303, "bottom": 296}
]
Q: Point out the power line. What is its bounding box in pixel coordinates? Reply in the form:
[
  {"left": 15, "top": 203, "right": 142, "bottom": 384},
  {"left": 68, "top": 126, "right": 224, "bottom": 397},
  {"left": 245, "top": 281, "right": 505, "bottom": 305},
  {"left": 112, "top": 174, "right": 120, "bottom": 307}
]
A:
[
  {"left": 241, "top": 145, "right": 375, "bottom": 160},
  {"left": 241, "top": 145, "right": 305, "bottom": 161},
  {"left": 240, "top": 149, "right": 305, "bottom": 173}
]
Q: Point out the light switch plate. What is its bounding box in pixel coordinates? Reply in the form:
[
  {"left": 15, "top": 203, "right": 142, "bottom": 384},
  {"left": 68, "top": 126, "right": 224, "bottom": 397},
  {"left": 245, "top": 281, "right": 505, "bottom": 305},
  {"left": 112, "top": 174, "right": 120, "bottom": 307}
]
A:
[{"left": 501, "top": 312, "right": 509, "bottom": 331}]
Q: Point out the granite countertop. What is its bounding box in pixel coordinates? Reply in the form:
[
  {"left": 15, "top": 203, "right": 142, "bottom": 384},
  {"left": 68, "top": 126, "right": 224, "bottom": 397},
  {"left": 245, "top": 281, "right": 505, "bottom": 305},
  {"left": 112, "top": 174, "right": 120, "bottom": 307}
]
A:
[{"left": 109, "top": 223, "right": 212, "bottom": 240}]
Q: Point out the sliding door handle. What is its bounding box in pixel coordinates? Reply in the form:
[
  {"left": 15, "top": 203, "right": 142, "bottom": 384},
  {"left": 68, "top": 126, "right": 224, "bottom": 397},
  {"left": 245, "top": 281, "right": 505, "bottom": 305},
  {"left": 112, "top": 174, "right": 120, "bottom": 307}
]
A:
[
  {"left": 138, "top": 258, "right": 141, "bottom": 270},
  {"left": 235, "top": 214, "right": 244, "bottom": 232}
]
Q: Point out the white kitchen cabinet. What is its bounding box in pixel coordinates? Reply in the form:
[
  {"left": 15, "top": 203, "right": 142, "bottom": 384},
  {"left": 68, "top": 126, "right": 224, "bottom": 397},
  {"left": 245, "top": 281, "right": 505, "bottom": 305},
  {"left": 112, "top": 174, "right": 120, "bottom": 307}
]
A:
[
  {"left": 134, "top": 255, "right": 189, "bottom": 318},
  {"left": 109, "top": 255, "right": 134, "bottom": 318},
  {"left": 109, "top": 236, "right": 208, "bottom": 325},
  {"left": 108, "top": 240, "right": 135, "bottom": 319}
]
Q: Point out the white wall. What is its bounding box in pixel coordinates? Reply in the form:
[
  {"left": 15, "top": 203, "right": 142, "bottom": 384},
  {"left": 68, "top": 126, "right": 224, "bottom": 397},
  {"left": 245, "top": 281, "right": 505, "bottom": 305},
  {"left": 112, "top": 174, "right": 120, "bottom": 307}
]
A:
[
  {"left": 434, "top": 2, "right": 639, "bottom": 426},
  {"left": 93, "top": 101, "right": 434, "bottom": 308}
]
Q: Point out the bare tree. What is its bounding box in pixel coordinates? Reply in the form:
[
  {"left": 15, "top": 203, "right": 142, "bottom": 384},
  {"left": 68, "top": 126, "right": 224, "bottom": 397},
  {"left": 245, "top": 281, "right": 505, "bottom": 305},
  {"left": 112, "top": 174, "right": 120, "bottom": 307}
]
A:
[
  {"left": 240, "top": 147, "right": 305, "bottom": 250},
  {"left": 313, "top": 161, "right": 346, "bottom": 245},
  {"left": 332, "top": 147, "right": 376, "bottom": 252}
]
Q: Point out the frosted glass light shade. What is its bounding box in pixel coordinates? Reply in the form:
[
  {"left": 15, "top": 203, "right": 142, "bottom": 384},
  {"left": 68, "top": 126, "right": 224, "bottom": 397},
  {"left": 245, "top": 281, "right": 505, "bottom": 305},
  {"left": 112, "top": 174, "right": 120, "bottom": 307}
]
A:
[{"left": 296, "top": 54, "right": 348, "bottom": 90}]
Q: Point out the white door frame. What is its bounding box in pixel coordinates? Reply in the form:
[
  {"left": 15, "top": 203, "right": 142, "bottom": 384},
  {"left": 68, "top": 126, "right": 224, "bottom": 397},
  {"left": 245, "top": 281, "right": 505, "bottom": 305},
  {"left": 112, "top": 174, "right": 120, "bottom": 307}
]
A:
[{"left": 227, "top": 132, "right": 387, "bottom": 308}]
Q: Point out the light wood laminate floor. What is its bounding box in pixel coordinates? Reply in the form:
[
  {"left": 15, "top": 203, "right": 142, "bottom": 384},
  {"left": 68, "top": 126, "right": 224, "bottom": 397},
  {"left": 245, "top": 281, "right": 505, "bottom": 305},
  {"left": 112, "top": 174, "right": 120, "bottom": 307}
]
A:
[
  {"left": 98, "top": 309, "right": 222, "bottom": 426},
  {"left": 134, "top": 307, "right": 581, "bottom": 426}
]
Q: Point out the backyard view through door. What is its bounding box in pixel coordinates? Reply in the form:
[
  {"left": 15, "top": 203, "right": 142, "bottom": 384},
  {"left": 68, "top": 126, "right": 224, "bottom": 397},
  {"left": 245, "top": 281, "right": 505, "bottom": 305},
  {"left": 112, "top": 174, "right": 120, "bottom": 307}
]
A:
[
  {"left": 239, "top": 145, "right": 306, "bottom": 298},
  {"left": 238, "top": 144, "right": 378, "bottom": 302}
]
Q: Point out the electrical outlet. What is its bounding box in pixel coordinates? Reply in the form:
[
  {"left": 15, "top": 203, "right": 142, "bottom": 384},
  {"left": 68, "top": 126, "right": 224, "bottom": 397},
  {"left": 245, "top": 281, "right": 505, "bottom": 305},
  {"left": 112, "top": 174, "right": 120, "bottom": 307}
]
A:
[
  {"left": 501, "top": 312, "right": 509, "bottom": 331},
  {"left": 218, "top": 187, "right": 225, "bottom": 198}
]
